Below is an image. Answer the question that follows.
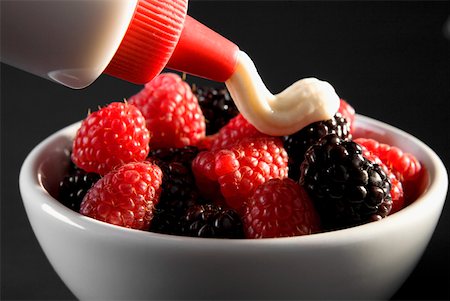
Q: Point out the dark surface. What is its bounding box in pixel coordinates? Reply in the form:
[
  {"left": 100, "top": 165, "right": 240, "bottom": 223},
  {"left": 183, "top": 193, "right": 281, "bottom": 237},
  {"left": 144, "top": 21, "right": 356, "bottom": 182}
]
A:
[{"left": 1, "top": 1, "right": 449, "bottom": 300}]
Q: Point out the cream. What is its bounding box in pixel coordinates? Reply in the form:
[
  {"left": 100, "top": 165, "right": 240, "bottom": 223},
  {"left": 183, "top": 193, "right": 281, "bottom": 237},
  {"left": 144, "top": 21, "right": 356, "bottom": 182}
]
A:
[{"left": 225, "top": 51, "right": 340, "bottom": 136}]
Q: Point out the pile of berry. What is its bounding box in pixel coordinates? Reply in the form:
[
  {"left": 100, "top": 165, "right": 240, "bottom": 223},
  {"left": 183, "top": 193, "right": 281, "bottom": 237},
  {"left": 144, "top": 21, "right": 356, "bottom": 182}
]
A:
[{"left": 58, "top": 73, "right": 425, "bottom": 238}]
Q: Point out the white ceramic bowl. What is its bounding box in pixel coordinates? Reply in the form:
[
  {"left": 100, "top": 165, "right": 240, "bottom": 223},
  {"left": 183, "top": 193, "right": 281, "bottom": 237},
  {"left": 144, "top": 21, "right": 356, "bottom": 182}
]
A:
[{"left": 19, "top": 115, "right": 447, "bottom": 300}]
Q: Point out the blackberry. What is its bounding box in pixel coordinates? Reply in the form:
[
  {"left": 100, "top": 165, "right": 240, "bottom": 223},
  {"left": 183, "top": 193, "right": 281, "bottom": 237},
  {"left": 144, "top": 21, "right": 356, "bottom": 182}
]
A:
[
  {"left": 148, "top": 146, "right": 199, "bottom": 164},
  {"left": 193, "top": 85, "right": 239, "bottom": 135},
  {"left": 283, "top": 112, "right": 351, "bottom": 180},
  {"left": 148, "top": 146, "right": 202, "bottom": 235},
  {"left": 58, "top": 163, "right": 101, "bottom": 212},
  {"left": 299, "top": 134, "right": 392, "bottom": 231},
  {"left": 181, "top": 204, "right": 244, "bottom": 238}
]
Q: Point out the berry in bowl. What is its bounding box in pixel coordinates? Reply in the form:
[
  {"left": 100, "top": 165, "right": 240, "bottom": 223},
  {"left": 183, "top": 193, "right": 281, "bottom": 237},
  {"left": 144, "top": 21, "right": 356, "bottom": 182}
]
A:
[{"left": 20, "top": 73, "right": 447, "bottom": 300}]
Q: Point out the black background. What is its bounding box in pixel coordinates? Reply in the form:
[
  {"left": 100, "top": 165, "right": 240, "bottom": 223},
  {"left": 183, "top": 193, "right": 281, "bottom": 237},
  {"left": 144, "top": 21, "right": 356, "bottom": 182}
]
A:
[{"left": 1, "top": 1, "right": 449, "bottom": 300}]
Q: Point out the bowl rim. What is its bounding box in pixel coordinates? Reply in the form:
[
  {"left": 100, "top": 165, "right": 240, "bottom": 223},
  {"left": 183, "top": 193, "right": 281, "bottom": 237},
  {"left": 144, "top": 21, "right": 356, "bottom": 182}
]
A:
[{"left": 19, "top": 114, "right": 448, "bottom": 246}]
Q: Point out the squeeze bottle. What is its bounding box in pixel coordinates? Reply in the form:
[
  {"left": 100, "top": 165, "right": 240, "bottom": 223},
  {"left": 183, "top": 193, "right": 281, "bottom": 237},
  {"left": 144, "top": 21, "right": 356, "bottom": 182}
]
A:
[{"left": 1, "top": 0, "right": 239, "bottom": 89}]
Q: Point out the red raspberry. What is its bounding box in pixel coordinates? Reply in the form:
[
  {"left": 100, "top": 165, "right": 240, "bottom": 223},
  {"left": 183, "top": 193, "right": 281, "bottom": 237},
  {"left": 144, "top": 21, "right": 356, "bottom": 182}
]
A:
[
  {"left": 80, "top": 161, "right": 163, "bottom": 230},
  {"left": 191, "top": 151, "right": 223, "bottom": 201},
  {"left": 243, "top": 178, "right": 321, "bottom": 238},
  {"left": 210, "top": 114, "right": 268, "bottom": 150},
  {"left": 402, "top": 165, "right": 428, "bottom": 205},
  {"left": 338, "top": 99, "right": 356, "bottom": 133},
  {"left": 192, "top": 137, "right": 289, "bottom": 211},
  {"left": 358, "top": 144, "right": 405, "bottom": 213},
  {"left": 196, "top": 134, "right": 218, "bottom": 151},
  {"left": 72, "top": 102, "right": 150, "bottom": 175},
  {"left": 128, "top": 73, "right": 206, "bottom": 149},
  {"left": 354, "top": 138, "right": 422, "bottom": 182}
]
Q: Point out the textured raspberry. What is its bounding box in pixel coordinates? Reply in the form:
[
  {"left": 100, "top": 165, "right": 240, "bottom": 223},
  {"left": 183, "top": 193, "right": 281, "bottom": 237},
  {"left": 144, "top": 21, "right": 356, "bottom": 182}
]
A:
[
  {"left": 243, "top": 178, "right": 321, "bottom": 238},
  {"left": 129, "top": 73, "right": 206, "bottom": 149},
  {"left": 196, "top": 134, "right": 218, "bottom": 151},
  {"left": 191, "top": 151, "right": 223, "bottom": 201},
  {"left": 338, "top": 99, "right": 356, "bottom": 133},
  {"left": 71, "top": 102, "right": 150, "bottom": 175},
  {"left": 354, "top": 138, "right": 422, "bottom": 182},
  {"left": 192, "top": 137, "right": 289, "bottom": 211},
  {"left": 210, "top": 114, "right": 268, "bottom": 151},
  {"left": 358, "top": 144, "right": 405, "bottom": 213},
  {"left": 80, "top": 161, "right": 163, "bottom": 230}
]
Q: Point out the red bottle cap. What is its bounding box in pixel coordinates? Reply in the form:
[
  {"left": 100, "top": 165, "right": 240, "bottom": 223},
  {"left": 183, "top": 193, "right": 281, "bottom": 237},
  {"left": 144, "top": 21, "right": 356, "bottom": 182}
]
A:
[
  {"left": 104, "top": 0, "right": 187, "bottom": 84},
  {"left": 105, "top": 0, "right": 239, "bottom": 84}
]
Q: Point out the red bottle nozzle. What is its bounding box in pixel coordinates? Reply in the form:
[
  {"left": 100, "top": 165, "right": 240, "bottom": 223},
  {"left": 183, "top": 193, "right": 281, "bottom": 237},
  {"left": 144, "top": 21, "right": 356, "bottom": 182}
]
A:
[
  {"left": 166, "top": 15, "right": 239, "bottom": 83},
  {"left": 105, "top": 0, "right": 239, "bottom": 84}
]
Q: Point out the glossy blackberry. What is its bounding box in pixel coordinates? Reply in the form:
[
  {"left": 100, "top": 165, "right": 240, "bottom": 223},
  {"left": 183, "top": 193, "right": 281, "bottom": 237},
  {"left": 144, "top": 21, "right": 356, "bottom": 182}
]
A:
[
  {"left": 181, "top": 204, "right": 244, "bottom": 238},
  {"left": 284, "top": 112, "right": 351, "bottom": 181},
  {"left": 299, "top": 134, "right": 392, "bottom": 231},
  {"left": 148, "top": 146, "right": 199, "bottom": 163},
  {"left": 193, "top": 85, "right": 239, "bottom": 135},
  {"left": 148, "top": 146, "right": 202, "bottom": 235},
  {"left": 58, "top": 163, "right": 101, "bottom": 212}
]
